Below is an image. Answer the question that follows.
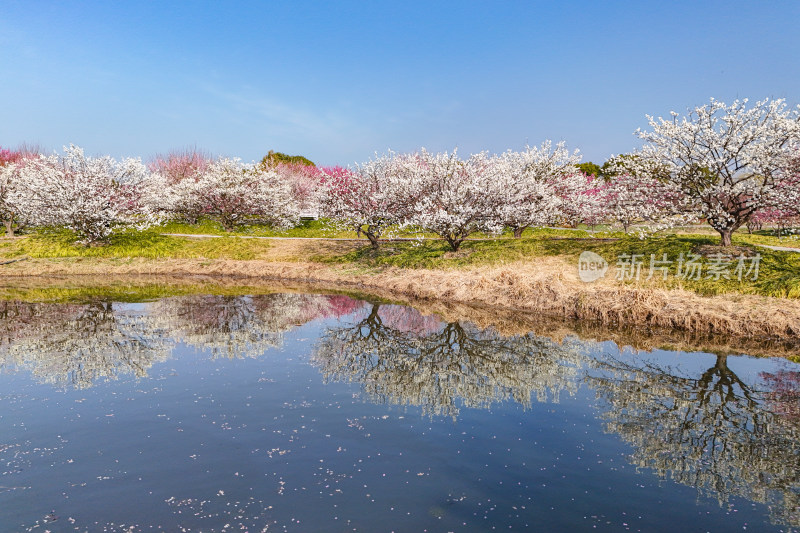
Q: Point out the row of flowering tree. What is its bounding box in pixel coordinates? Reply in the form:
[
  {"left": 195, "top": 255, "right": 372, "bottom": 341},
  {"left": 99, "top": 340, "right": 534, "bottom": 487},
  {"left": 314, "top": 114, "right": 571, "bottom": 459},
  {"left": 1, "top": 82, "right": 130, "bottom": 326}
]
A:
[
  {"left": 0, "top": 146, "right": 315, "bottom": 243},
  {"left": 1, "top": 97, "right": 798, "bottom": 246},
  {"left": 146, "top": 149, "right": 319, "bottom": 231},
  {"left": 322, "top": 98, "right": 800, "bottom": 248},
  {"left": 321, "top": 143, "right": 695, "bottom": 251},
  {"left": 322, "top": 144, "right": 594, "bottom": 251}
]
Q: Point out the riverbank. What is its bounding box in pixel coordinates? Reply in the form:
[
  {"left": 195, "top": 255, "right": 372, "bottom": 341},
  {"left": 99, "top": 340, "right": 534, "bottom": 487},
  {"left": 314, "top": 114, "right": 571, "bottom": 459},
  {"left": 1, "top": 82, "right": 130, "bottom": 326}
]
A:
[{"left": 2, "top": 251, "right": 799, "bottom": 351}]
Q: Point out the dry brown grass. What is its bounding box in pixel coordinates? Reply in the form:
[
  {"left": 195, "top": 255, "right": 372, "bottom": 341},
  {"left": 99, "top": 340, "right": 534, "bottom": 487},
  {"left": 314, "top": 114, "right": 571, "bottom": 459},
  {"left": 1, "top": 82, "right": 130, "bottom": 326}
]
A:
[{"left": 2, "top": 255, "right": 799, "bottom": 349}]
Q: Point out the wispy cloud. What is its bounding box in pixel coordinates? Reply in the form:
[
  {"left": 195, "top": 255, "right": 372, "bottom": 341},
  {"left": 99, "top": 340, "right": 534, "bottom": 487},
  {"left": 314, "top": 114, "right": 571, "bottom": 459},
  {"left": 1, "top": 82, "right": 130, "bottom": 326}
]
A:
[{"left": 202, "top": 84, "right": 371, "bottom": 151}]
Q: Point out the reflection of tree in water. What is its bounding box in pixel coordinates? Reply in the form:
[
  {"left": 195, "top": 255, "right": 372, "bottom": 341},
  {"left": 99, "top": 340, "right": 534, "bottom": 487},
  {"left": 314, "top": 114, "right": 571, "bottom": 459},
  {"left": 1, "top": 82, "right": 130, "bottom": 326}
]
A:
[
  {"left": 4, "top": 292, "right": 799, "bottom": 527},
  {"left": 311, "top": 303, "right": 586, "bottom": 417},
  {"left": 0, "top": 294, "right": 364, "bottom": 388},
  {"left": 150, "top": 293, "right": 364, "bottom": 359},
  {"left": 761, "top": 368, "right": 800, "bottom": 424},
  {"left": 0, "top": 301, "right": 171, "bottom": 389},
  {"left": 587, "top": 350, "right": 800, "bottom": 528}
]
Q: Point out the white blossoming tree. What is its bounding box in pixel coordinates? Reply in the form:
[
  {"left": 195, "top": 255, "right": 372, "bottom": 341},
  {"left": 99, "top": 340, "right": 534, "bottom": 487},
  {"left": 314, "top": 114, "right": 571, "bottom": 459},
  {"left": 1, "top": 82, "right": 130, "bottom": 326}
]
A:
[
  {"left": 766, "top": 153, "right": 800, "bottom": 230},
  {"left": 146, "top": 149, "right": 213, "bottom": 223},
  {"left": 551, "top": 171, "right": 606, "bottom": 229},
  {"left": 748, "top": 154, "right": 800, "bottom": 236},
  {"left": 9, "top": 145, "right": 159, "bottom": 244},
  {"left": 273, "top": 162, "right": 325, "bottom": 216},
  {"left": 0, "top": 147, "right": 34, "bottom": 236},
  {"left": 491, "top": 141, "right": 581, "bottom": 238},
  {"left": 630, "top": 98, "right": 800, "bottom": 246},
  {"left": 163, "top": 157, "right": 300, "bottom": 231},
  {"left": 405, "top": 149, "right": 504, "bottom": 251}
]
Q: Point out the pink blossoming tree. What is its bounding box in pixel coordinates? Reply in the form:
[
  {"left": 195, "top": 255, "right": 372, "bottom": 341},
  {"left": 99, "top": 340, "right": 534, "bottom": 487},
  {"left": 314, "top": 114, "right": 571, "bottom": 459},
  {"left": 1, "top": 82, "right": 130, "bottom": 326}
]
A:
[{"left": 321, "top": 157, "right": 415, "bottom": 249}]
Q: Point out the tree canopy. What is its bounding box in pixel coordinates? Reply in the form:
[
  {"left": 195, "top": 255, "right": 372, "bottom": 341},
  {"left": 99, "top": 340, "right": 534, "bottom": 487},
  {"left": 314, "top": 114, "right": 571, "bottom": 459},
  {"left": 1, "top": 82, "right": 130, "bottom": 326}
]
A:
[{"left": 260, "top": 150, "right": 315, "bottom": 168}]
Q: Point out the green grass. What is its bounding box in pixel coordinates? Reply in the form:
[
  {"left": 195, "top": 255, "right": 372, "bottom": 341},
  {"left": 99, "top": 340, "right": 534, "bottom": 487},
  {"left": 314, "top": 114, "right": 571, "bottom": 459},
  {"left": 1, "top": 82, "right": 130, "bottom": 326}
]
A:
[
  {"left": 0, "top": 282, "right": 296, "bottom": 303},
  {"left": 0, "top": 284, "right": 200, "bottom": 303},
  {"left": 157, "top": 218, "right": 617, "bottom": 241},
  {"left": 0, "top": 229, "right": 273, "bottom": 260},
  {"left": 734, "top": 231, "right": 800, "bottom": 248},
  {"left": 319, "top": 232, "right": 633, "bottom": 269},
  {"left": 160, "top": 218, "right": 359, "bottom": 239}
]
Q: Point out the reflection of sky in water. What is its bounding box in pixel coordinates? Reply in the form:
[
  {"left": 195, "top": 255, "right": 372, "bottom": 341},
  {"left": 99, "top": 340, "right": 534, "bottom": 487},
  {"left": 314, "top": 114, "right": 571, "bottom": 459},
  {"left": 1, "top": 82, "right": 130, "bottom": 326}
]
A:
[{"left": 0, "top": 295, "right": 797, "bottom": 532}]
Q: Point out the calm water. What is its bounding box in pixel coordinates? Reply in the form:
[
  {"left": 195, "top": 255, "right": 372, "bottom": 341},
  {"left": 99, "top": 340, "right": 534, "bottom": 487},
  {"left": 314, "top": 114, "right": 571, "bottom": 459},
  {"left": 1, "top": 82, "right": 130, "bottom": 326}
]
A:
[{"left": 0, "top": 293, "right": 798, "bottom": 532}]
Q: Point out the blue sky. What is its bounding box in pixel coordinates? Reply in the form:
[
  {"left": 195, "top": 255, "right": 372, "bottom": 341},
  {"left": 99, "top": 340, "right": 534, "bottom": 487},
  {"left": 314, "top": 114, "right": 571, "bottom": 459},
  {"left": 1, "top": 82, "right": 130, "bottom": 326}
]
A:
[{"left": 1, "top": 0, "right": 798, "bottom": 166}]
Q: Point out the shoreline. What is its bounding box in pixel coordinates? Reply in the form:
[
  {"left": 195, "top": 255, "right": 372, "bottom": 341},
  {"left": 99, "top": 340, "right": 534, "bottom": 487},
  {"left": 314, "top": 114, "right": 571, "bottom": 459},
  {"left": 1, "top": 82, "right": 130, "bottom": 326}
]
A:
[{"left": 2, "top": 256, "right": 799, "bottom": 355}]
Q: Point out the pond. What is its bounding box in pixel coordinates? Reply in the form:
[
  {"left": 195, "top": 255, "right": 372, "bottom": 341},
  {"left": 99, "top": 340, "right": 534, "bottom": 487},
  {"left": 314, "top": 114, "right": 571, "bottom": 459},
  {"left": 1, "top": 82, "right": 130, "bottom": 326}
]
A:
[{"left": 0, "top": 292, "right": 798, "bottom": 532}]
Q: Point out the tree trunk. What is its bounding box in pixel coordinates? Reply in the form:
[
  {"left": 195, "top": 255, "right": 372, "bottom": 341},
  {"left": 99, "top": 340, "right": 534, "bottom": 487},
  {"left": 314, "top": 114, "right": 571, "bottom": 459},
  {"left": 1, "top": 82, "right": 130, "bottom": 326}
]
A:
[
  {"left": 3, "top": 219, "right": 13, "bottom": 238},
  {"left": 446, "top": 236, "right": 463, "bottom": 252},
  {"left": 366, "top": 231, "right": 380, "bottom": 250},
  {"left": 512, "top": 226, "right": 527, "bottom": 239},
  {"left": 718, "top": 227, "right": 733, "bottom": 247},
  {"left": 366, "top": 225, "right": 383, "bottom": 250}
]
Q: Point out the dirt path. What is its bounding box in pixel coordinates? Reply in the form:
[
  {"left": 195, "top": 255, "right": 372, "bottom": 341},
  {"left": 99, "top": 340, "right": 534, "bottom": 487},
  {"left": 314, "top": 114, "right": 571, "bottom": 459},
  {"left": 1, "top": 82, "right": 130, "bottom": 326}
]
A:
[
  {"left": 162, "top": 233, "right": 365, "bottom": 241},
  {"left": 759, "top": 244, "right": 800, "bottom": 253}
]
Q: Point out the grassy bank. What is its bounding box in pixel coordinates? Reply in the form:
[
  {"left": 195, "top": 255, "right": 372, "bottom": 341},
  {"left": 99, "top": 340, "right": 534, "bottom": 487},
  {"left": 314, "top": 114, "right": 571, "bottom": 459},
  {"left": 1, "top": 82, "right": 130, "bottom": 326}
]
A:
[
  {"left": 2, "top": 226, "right": 800, "bottom": 347},
  {"left": 3, "top": 227, "right": 799, "bottom": 298},
  {"left": 325, "top": 234, "right": 800, "bottom": 298}
]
